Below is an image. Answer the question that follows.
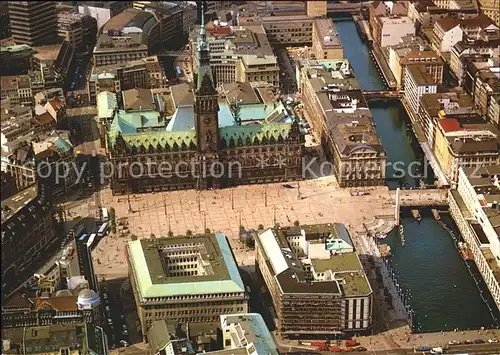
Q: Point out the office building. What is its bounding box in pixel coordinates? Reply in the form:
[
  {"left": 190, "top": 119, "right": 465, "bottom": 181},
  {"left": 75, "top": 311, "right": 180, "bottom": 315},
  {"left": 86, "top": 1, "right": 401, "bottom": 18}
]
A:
[
  {"left": 0, "top": 44, "right": 34, "bottom": 76},
  {"left": 217, "top": 313, "right": 279, "bottom": 354},
  {"left": 388, "top": 38, "right": 444, "bottom": 88},
  {"left": 7, "top": 1, "right": 59, "bottom": 46},
  {"left": 403, "top": 65, "right": 438, "bottom": 114},
  {"left": 57, "top": 12, "right": 98, "bottom": 53},
  {"left": 311, "top": 18, "right": 344, "bottom": 60},
  {"left": 433, "top": 117, "right": 499, "bottom": 184},
  {"left": 299, "top": 58, "right": 386, "bottom": 187},
  {"left": 256, "top": 224, "right": 373, "bottom": 338},
  {"left": 78, "top": 1, "right": 133, "bottom": 29},
  {"left": 127, "top": 233, "right": 248, "bottom": 341},
  {"left": 88, "top": 55, "right": 166, "bottom": 104},
  {"left": 371, "top": 16, "right": 416, "bottom": 47}
]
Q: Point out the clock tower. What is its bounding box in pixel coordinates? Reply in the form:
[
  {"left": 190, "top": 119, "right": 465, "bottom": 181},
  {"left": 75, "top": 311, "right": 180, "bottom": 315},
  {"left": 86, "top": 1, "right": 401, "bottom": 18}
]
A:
[{"left": 194, "top": 4, "right": 219, "bottom": 157}]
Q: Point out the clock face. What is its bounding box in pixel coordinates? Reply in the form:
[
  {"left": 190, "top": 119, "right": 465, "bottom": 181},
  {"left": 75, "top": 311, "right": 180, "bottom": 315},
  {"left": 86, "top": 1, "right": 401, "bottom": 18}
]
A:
[{"left": 203, "top": 117, "right": 211, "bottom": 125}]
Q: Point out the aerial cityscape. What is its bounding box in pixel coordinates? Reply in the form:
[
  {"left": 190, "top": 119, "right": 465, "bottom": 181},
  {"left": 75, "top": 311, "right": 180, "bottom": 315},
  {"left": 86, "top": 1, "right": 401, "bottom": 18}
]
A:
[{"left": 0, "top": 0, "right": 499, "bottom": 354}]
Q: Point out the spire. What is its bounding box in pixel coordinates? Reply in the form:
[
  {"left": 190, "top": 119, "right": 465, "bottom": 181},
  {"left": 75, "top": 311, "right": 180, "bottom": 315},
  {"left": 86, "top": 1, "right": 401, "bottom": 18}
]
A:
[{"left": 196, "top": 2, "right": 214, "bottom": 91}]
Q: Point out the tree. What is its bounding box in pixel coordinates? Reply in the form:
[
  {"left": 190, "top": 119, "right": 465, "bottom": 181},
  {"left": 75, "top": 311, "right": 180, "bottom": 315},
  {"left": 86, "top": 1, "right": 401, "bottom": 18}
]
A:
[
  {"left": 293, "top": 220, "right": 300, "bottom": 227},
  {"left": 204, "top": 228, "right": 211, "bottom": 234},
  {"left": 109, "top": 207, "right": 116, "bottom": 233},
  {"left": 258, "top": 224, "right": 264, "bottom": 230},
  {"left": 168, "top": 231, "right": 174, "bottom": 237},
  {"left": 186, "top": 229, "right": 193, "bottom": 236},
  {"left": 239, "top": 225, "right": 245, "bottom": 233},
  {"left": 131, "top": 234, "right": 138, "bottom": 241},
  {"left": 150, "top": 233, "right": 156, "bottom": 239}
]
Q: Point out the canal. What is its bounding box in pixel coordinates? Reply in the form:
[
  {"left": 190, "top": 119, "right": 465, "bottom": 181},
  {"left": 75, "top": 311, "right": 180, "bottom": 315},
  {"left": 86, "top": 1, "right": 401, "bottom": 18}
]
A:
[{"left": 334, "top": 19, "right": 498, "bottom": 332}]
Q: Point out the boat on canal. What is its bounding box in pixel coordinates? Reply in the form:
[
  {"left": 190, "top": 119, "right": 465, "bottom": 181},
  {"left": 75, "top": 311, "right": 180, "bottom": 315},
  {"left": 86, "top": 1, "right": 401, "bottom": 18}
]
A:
[
  {"left": 458, "top": 242, "right": 474, "bottom": 261},
  {"left": 411, "top": 209, "right": 422, "bottom": 222},
  {"left": 432, "top": 209, "right": 441, "bottom": 221}
]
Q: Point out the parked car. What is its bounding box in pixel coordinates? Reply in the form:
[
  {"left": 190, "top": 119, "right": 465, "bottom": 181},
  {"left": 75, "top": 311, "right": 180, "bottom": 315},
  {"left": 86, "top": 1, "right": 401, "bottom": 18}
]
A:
[
  {"left": 107, "top": 318, "right": 113, "bottom": 325},
  {"left": 120, "top": 340, "right": 129, "bottom": 347},
  {"left": 448, "top": 340, "right": 461, "bottom": 345},
  {"left": 474, "top": 339, "right": 485, "bottom": 344},
  {"left": 464, "top": 340, "right": 473, "bottom": 344},
  {"left": 488, "top": 338, "right": 499, "bottom": 343},
  {"left": 102, "top": 293, "right": 108, "bottom": 300}
]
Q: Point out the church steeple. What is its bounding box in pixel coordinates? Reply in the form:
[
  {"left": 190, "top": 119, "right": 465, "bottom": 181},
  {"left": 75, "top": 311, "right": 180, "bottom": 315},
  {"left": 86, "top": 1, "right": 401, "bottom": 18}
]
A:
[{"left": 196, "top": 3, "right": 214, "bottom": 91}]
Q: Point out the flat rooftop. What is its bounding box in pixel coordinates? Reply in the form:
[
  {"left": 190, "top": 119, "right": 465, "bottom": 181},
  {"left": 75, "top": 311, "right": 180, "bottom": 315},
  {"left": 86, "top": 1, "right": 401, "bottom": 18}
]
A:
[
  {"left": 312, "top": 253, "right": 371, "bottom": 297},
  {"left": 407, "top": 65, "right": 437, "bottom": 86},
  {"left": 127, "top": 234, "right": 245, "bottom": 299},
  {"left": 95, "top": 33, "right": 147, "bottom": 53},
  {"left": 1, "top": 185, "right": 38, "bottom": 223},
  {"left": 314, "top": 18, "right": 342, "bottom": 48},
  {"left": 33, "top": 44, "right": 62, "bottom": 62}
]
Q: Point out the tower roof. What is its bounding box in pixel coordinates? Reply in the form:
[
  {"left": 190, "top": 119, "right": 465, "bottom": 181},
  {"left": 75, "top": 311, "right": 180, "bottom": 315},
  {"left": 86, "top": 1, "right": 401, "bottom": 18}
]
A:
[{"left": 196, "top": 3, "right": 214, "bottom": 91}]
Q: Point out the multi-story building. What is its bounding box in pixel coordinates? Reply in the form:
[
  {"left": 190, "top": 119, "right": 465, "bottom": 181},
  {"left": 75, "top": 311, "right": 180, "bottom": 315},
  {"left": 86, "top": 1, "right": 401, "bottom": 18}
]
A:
[
  {"left": 2, "top": 323, "right": 109, "bottom": 354},
  {"left": 450, "top": 39, "right": 500, "bottom": 85},
  {"left": 57, "top": 12, "right": 98, "bottom": 53},
  {"left": 0, "top": 171, "right": 18, "bottom": 200},
  {"left": 311, "top": 18, "right": 344, "bottom": 60},
  {"left": 488, "top": 94, "right": 500, "bottom": 129},
  {"left": 434, "top": 118, "right": 499, "bottom": 183},
  {"left": 408, "top": 0, "right": 479, "bottom": 33},
  {"left": 108, "top": 15, "right": 303, "bottom": 194},
  {"left": 190, "top": 23, "right": 280, "bottom": 88},
  {"left": 388, "top": 39, "right": 444, "bottom": 88},
  {"left": 403, "top": 65, "right": 438, "bottom": 114},
  {"left": 256, "top": 224, "right": 373, "bottom": 338},
  {"left": 88, "top": 55, "right": 166, "bottom": 104},
  {"left": 478, "top": 0, "right": 500, "bottom": 26},
  {"left": 7, "top": 1, "right": 59, "bottom": 46},
  {"left": 306, "top": 0, "right": 327, "bottom": 18},
  {"left": 218, "top": 313, "right": 279, "bottom": 354},
  {"left": 0, "top": 44, "right": 34, "bottom": 76},
  {"left": 419, "top": 91, "right": 476, "bottom": 148},
  {"left": 370, "top": 0, "right": 408, "bottom": 26},
  {"left": 371, "top": 16, "right": 416, "bottom": 48},
  {"left": 472, "top": 61, "right": 500, "bottom": 116},
  {"left": 78, "top": 1, "right": 133, "bottom": 29},
  {"left": 299, "top": 58, "right": 386, "bottom": 187},
  {"left": 32, "top": 41, "right": 75, "bottom": 88},
  {"left": 449, "top": 165, "right": 500, "bottom": 311},
  {"left": 0, "top": 2, "right": 9, "bottom": 39},
  {"left": 127, "top": 233, "right": 248, "bottom": 342},
  {"left": 1, "top": 185, "right": 56, "bottom": 295},
  {"left": 93, "top": 33, "right": 148, "bottom": 67},
  {"left": 431, "top": 14, "right": 499, "bottom": 55},
  {"left": 137, "top": 1, "right": 185, "bottom": 49},
  {"left": 32, "top": 130, "right": 77, "bottom": 196}
]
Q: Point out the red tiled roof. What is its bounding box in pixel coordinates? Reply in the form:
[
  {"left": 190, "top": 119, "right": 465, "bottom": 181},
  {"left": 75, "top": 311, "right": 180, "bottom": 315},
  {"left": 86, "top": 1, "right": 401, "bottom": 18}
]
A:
[
  {"left": 48, "top": 97, "right": 65, "bottom": 110},
  {"left": 208, "top": 26, "right": 232, "bottom": 35},
  {"left": 439, "top": 118, "right": 462, "bottom": 132}
]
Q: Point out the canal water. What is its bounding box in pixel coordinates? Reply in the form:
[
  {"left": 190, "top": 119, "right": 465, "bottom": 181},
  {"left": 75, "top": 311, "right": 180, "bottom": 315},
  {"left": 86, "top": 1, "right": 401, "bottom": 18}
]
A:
[{"left": 335, "top": 19, "right": 498, "bottom": 331}]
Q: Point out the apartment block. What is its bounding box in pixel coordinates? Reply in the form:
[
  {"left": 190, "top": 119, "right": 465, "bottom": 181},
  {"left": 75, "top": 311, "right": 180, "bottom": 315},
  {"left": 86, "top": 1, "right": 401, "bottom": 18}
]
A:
[
  {"left": 256, "top": 224, "right": 373, "bottom": 338},
  {"left": 450, "top": 39, "right": 500, "bottom": 85},
  {"left": 306, "top": 0, "right": 327, "bottom": 18}
]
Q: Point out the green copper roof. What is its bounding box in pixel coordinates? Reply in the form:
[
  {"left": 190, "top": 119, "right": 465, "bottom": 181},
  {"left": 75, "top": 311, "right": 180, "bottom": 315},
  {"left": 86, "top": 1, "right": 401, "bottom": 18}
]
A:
[
  {"left": 128, "top": 233, "right": 245, "bottom": 300},
  {"left": 219, "top": 123, "right": 292, "bottom": 145}
]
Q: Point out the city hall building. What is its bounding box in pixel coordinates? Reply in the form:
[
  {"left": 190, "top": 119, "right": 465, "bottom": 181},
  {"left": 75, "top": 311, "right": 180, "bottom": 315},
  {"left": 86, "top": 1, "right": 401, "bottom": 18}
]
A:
[{"left": 106, "top": 10, "right": 303, "bottom": 194}]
